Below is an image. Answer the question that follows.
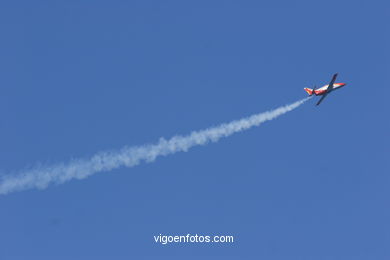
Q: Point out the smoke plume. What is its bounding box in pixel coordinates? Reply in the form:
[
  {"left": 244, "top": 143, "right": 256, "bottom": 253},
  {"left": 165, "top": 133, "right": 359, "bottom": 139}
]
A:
[{"left": 0, "top": 97, "right": 310, "bottom": 195}]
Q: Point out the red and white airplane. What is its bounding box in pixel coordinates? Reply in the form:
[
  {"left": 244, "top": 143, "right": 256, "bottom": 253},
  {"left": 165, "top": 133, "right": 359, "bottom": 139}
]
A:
[{"left": 304, "top": 73, "right": 346, "bottom": 106}]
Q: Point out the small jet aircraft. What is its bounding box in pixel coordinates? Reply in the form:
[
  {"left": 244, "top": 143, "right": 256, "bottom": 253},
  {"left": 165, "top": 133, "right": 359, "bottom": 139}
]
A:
[{"left": 304, "top": 73, "right": 346, "bottom": 106}]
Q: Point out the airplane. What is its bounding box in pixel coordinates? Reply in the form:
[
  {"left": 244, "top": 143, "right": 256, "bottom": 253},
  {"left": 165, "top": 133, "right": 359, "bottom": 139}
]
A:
[{"left": 304, "top": 73, "right": 346, "bottom": 106}]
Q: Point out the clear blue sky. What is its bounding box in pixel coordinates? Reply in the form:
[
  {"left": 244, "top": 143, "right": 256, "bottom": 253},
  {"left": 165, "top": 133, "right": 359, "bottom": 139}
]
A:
[{"left": 0, "top": 0, "right": 389, "bottom": 259}]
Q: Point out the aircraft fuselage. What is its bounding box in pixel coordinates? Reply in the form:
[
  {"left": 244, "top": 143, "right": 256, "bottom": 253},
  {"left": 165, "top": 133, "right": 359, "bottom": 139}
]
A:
[{"left": 313, "top": 83, "right": 346, "bottom": 95}]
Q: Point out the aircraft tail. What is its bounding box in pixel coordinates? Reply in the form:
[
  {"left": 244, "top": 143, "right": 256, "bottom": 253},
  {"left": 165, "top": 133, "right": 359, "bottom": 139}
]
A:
[{"left": 304, "top": 88, "right": 314, "bottom": 96}]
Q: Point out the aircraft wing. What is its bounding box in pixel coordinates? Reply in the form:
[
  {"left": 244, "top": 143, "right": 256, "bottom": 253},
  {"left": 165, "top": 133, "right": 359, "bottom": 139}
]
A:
[
  {"left": 316, "top": 93, "right": 328, "bottom": 106},
  {"left": 316, "top": 73, "right": 338, "bottom": 106},
  {"left": 326, "top": 73, "right": 338, "bottom": 93}
]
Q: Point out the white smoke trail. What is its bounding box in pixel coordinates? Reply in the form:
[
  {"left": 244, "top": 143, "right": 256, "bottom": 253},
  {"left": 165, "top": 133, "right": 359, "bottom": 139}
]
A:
[{"left": 0, "top": 97, "right": 311, "bottom": 195}]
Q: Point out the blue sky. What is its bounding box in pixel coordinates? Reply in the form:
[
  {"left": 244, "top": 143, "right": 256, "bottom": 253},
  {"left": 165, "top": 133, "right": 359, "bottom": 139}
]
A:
[{"left": 0, "top": 0, "right": 389, "bottom": 259}]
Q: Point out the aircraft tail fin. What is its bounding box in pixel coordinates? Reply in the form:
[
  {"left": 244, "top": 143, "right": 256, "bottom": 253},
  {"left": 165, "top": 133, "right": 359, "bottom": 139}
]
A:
[
  {"left": 304, "top": 88, "right": 314, "bottom": 96},
  {"left": 304, "top": 85, "right": 317, "bottom": 96}
]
